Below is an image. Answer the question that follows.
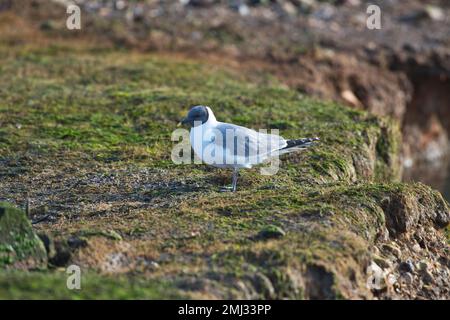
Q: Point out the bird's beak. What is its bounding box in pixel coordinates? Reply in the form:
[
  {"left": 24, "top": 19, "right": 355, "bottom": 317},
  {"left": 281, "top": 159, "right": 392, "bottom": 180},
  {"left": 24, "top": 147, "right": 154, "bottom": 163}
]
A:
[{"left": 177, "top": 117, "right": 188, "bottom": 127}]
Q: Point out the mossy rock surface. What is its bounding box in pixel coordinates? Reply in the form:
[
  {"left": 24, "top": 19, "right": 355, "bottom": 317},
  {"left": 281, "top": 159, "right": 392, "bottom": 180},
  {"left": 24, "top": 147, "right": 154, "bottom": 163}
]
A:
[
  {"left": 0, "top": 202, "right": 47, "bottom": 269},
  {"left": 0, "top": 271, "right": 185, "bottom": 299},
  {"left": 0, "top": 28, "right": 447, "bottom": 299}
]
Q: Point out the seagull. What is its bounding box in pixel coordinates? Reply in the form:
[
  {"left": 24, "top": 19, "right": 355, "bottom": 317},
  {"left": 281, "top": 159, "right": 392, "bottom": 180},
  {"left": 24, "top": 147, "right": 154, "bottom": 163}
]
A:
[{"left": 179, "top": 105, "right": 319, "bottom": 192}]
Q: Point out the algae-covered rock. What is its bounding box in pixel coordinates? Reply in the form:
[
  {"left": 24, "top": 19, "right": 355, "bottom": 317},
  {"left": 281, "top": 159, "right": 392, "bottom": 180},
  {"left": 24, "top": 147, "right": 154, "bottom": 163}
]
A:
[
  {"left": 256, "top": 225, "right": 286, "bottom": 240},
  {"left": 0, "top": 27, "right": 447, "bottom": 299},
  {"left": 0, "top": 202, "right": 47, "bottom": 269}
]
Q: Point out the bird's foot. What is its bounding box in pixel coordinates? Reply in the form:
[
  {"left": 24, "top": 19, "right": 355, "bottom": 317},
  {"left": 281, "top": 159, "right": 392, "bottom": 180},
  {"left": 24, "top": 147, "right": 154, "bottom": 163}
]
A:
[{"left": 219, "top": 186, "right": 236, "bottom": 192}]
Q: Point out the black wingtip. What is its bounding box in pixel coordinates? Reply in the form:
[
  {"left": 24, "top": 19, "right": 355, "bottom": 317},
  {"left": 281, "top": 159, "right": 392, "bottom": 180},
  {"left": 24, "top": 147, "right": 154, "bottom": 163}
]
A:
[{"left": 284, "top": 137, "right": 320, "bottom": 149}]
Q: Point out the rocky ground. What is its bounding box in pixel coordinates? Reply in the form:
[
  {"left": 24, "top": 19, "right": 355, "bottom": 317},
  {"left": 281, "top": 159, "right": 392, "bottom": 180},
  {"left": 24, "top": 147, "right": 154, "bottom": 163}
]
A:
[{"left": 0, "top": 1, "right": 449, "bottom": 299}]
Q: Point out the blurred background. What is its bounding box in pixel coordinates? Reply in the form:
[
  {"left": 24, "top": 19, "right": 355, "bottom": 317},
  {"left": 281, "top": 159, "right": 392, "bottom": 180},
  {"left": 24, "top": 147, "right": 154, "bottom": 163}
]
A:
[{"left": 1, "top": 0, "right": 450, "bottom": 198}]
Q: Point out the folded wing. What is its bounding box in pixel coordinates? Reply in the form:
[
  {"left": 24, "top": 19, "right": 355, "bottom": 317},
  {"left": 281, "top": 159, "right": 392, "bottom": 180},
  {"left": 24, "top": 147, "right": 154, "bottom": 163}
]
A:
[{"left": 212, "top": 123, "right": 287, "bottom": 166}]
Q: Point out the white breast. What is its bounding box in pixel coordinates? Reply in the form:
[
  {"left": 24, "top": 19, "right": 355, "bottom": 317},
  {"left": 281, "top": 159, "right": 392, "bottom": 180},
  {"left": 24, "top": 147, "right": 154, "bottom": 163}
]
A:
[
  {"left": 190, "top": 121, "right": 215, "bottom": 165},
  {"left": 191, "top": 121, "right": 238, "bottom": 168},
  {"left": 189, "top": 113, "right": 285, "bottom": 169}
]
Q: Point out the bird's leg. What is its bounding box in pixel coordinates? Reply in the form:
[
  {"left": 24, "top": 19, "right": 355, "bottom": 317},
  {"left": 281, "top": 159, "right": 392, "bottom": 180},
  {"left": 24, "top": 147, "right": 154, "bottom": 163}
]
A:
[
  {"left": 220, "top": 168, "right": 239, "bottom": 192},
  {"left": 231, "top": 168, "right": 238, "bottom": 192}
]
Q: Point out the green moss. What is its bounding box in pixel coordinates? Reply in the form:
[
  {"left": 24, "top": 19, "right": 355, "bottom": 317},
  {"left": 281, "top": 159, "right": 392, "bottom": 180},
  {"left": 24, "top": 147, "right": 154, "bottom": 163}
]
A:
[
  {"left": 0, "top": 39, "right": 446, "bottom": 299},
  {"left": 76, "top": 229, "right": 123, "bottom": 241},
  {"left": 0, "top": 202, "right": 47, "bottom": 269},
  {"left": 0, "top": 44, "right": 398, "bottom": 183},
  {"left": 0, "top": 271, "right": 185, "bottom": 299},
  {"left": 374, "top": 118, "right": 402, "bottom": 181}
]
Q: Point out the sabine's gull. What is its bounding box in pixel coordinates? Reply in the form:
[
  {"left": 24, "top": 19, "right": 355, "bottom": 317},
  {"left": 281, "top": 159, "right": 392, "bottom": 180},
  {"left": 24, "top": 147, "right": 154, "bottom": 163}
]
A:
[{"left": 179, "top": 105, "right": 319, "bottom": 192}]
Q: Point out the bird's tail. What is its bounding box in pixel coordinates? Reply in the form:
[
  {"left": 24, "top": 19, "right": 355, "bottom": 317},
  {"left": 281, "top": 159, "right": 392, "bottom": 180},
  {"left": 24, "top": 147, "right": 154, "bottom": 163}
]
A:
[{"left": 279, "top": 137, "right": 319, "bottom": 154}]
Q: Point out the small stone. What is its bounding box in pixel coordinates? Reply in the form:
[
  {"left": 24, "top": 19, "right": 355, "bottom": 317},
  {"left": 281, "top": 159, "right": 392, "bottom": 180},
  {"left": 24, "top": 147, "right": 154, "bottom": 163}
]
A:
[
  {"left": 256, "top": 225, "right": 286, "bottom": 240},
  {"left": 40, "top": 20, "right": 55, "bottom": 31},
  {"left": 313, "top": 4, "right": 335, "bottom": 21},
  {"left": 382, "top": 243, "right": 402, "bottom": 259},
  {"left": 366, "top": 262, "right": 386, "bottom": 290},
  {"left": 399, "top": 260, "right": 415, "bottom": 273},
  {"left": 342, "top": 0, "right": 361, "bottom": 6},
  {"left": 425, "top": 6, "right": 444, "bottom": 21},
  {"left": 403, "top": 158, "right": 414, "bottom": 168},
  {"left": 189, "top": 231, "right": 200, "bottom": 238},
  {"left": 400, "top": 272, "right": 414, "bottom": 285},
  {"left": 67, "top": 236, "right": 88, "bottom": 249},
  {"left": 372, "top": 246, "right": 380, "bottom": 255},
  {"left": 341, "top": 90, "right": 361, "bottom": 107},
  {"left": 432, "top": 286, "right": 441, "bottom": 296},
  {"left": 412, "top": 243, "right": 421, "bottom": 253},
  {"left": 365, "top": 41, "right": 377, "bottom": 51},
  {"left": 372, "top": 254, "right": 392, "bottom": 269},
  {"left": 115, "top": 0, "right": 127, "bottom": 10},
  {"left": 422, "top": 270, "right": 434, "bottom": 284},
  {"left": 387, "top": 273, "right": 397, "bottom": 286},
  {"left": 99, "top": 7, "right": 112, "bottom": 17},
  {"left": 296, "top": 0, "right": 316, "bottom": 13},
  {"left": 238, "top": 4, "right": 250, "bottom": 16},
  {"left": 417, "top": 260, "right": 429, "bottom": 271},
  {"left": 133, "top": 5, "right": 145, "bottom": 21},
  {"left": 282, "top": 1, "right": 297, "bottom": 16}
]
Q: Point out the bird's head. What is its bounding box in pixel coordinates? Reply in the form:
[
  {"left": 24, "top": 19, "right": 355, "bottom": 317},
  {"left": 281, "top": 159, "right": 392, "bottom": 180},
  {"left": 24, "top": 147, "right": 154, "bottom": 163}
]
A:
[{"left": 178, "top": 105, "right": 211, "bottom": 127}]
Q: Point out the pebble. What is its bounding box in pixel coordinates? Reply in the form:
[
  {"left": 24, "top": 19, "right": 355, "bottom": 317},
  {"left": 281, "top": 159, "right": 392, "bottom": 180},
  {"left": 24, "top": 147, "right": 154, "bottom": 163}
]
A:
[
  {"left": 400, "top": 272, "right": 414, "bottom": 285},
  {"left": 344, "top": 0, "right": 361, "bottom": 6},
  {"left": 399, "top": 259, "right": 415, "bottom": 273},
  {"left": 296, "top": 0, "right": 316, "bottom": 13},
  {"left": 238, "top": 4, "right": 250, "bottom": 16},
  {"left": 256, "top": 225, "right": 286, "bottom": 240},
  {"left": 372, "top": 246, "right": 380, "bottom": 255},
  {"left": 373, "top": 254, "right": 392, "bottom": 269},
  {"left": 312, "top": 4, "right": 335, "bottom": 21},
  {"left": 341, "top": 90, "right": 362, "bottom": 107},
  {"left": 412, "top": 243, "right": 421, "bottom": 253},
  {"left": 382, "top": 243, "right": 402, "bottom": 259},
  {"left": 425, "top": 6, "right": 444, "bottom": 21},
  {"left": 422, "top": 270, "right": 434, "bottom": 284},
  {"left": 366, "top": 262, "right": 386, "bottom": 290},
  {"left": 282, "top": 2, "right": 297, "bottom": 16},
  {"left": 67, "top": 236, "right": 88, "bottom": 249},
  {"left": 115, "top": 0, "right": 127, "bottom": 10},
  {"left": 387, "top": 273, "right": 397, "bottom": 286},
  {"left": 417, "top": 260, "right": 429, "bottom": 271}
]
